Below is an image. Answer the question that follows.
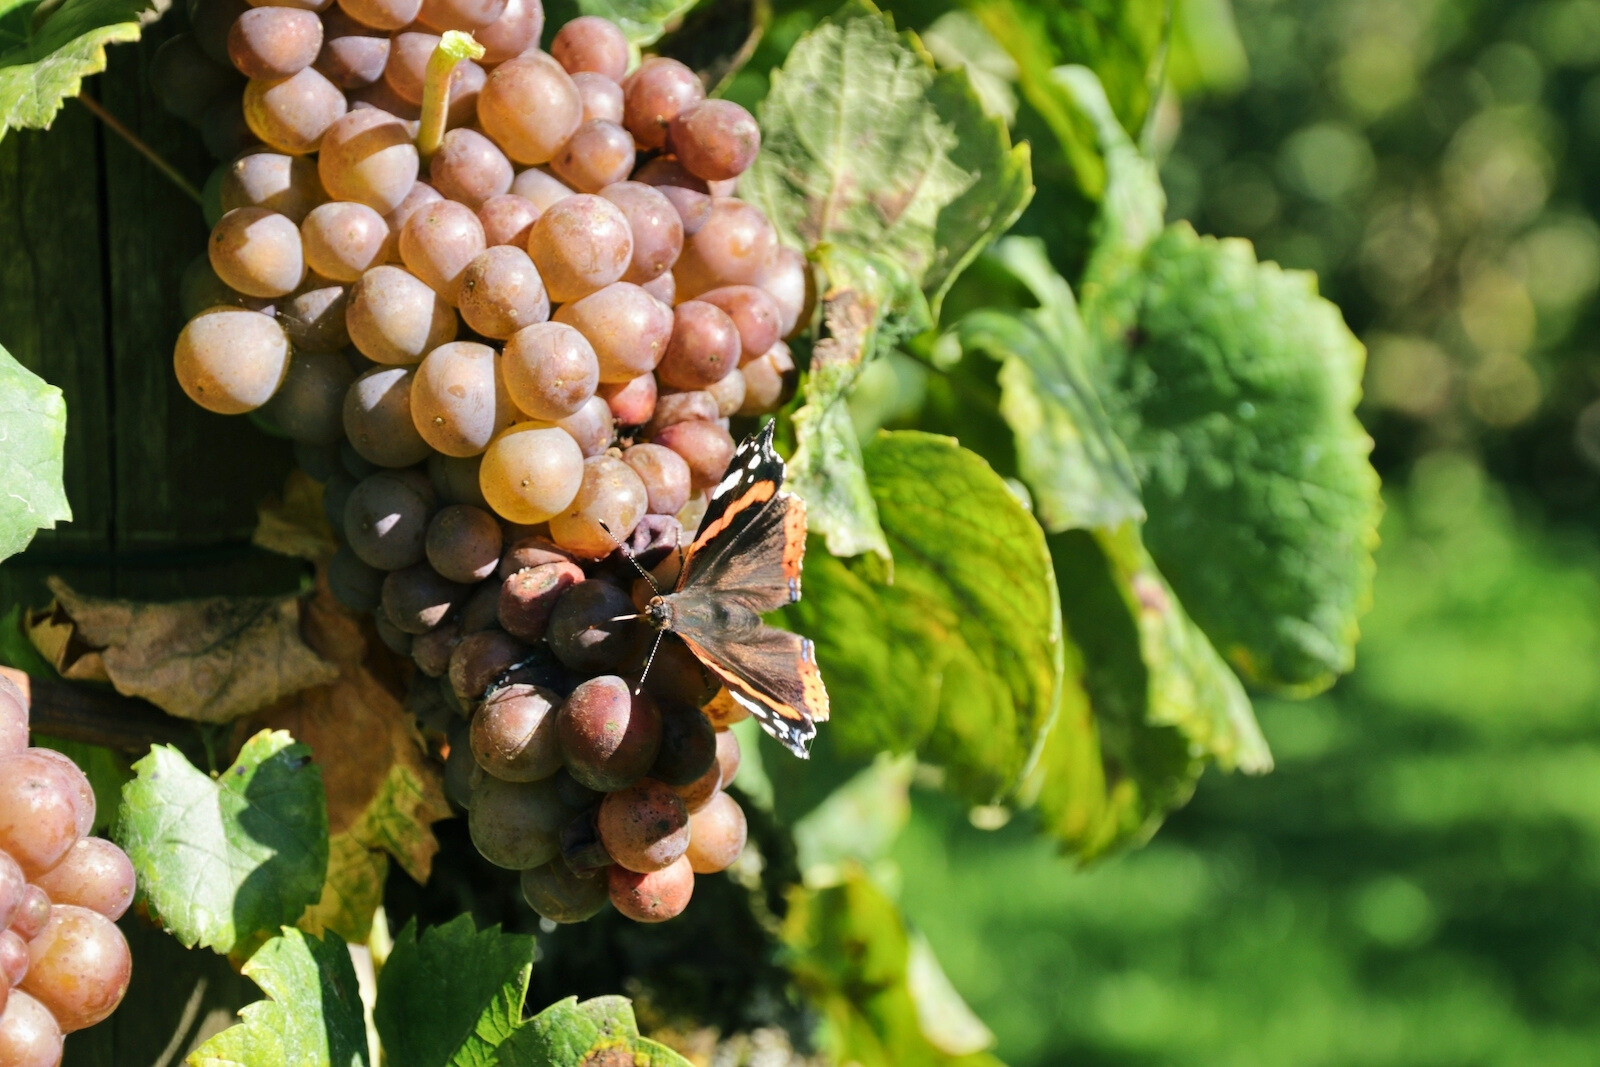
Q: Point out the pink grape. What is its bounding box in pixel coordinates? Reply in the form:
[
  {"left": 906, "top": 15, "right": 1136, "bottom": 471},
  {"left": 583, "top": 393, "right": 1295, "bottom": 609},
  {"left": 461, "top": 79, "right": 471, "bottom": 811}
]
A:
[
  {"left": 22, "top": 906, "right": 131, "bottom": 1032},
  {"left": 501, "top": 321, "right": 598, "bottom": 420},
  {"left": 552, "top": 281, "right": 672, "bottom": 383},
  {"left": 416, "top": 0, "right": 505, "bottom": 32},
  {"left": 668, "top": 99, "right": 761, "bottom": 182},
  {"left": 608, "top": 855, "right": 693, "bottom": 922},
  {"left": 319, "top": 108, "right": 421, "bottom": 213},
  {"left": 478, "top": 51, "right": 582, "bottom": 166},
  {"left": 621, "top": 57, "right": 703, "bottom": 151},
  {"left": 548, "top": 454, "right": 646, "bottom": 558},
  {"left": 228, "top": 7, "right": 323, "bottom": 79},
  {"left": 621, "top": 443, "right": 690, "bottom": 516},
  {"left": 32, "top": 841, "right": 133, "bottom": 923},
  {"left": 209, "top": 206, "right": 305, "bottom": 298},
  {"left": 242, "top": 67, "right": 347, "bottom": 154},
  {"left": 336, "top": 0, "right": 422, "bottom": 33},
  {"left": 457, "top": 246, "right": 550, "bottom": 339},
  {"left": 479, "top": 424, "right": 585, "bottom": 523},
  {"left": 520, "top": 861, "right": 609, "bottom": 923},
  {"left": 430, "top": 128, "right": 514, "bottom": 209},
  {"left": 0, "top": 991, "right": 62, "bottom": 1067},
  {"left": 551, "top": 16, "right": 628, "bottom": 80},
  {"left": 314, "top": 6, "right": 391, "bottom": 88},
  {"left": 346, "top": 265, "right": 459, "bottom": 364},
  {"left": 555, "top": 394, "right": 615, "bottom": 458},
  {"left": 478, "top": 194, "right": 541, "bottom": 248},
  {"left": 685, "top": 790, "right": 746, "bottom": 873},
  {"left": 475, "top": 0, "right": 543, "bottom": 63},
  {"left": 674, "top": 198, "right": 778, "bottom": 298},
  {"left": 343, "top": 365, "right": 434, "bottom": 467},
  {"left": 174, "top": 308, "right": 290, "bottom": 415},
  {"left": 410, "top": 340, "right": 511, "bottom": 455},
  {"left": 509, "top": 167, "right": 575, "bottom": 211},
  {"left": 550, "top": 119, "right": 634, "bottom": 193},
  {"left": 599, "top": 372, "right": 656, "bottom": 425},
  {"left": 471, "top": 683, "right": 562, "bottom": 781},
  {"left": 573, "top": 71, "right": 623, "bottom": 123},
  {"left": 301, "top": 201, "right": 392, "bottom": 282},
  {"left": 399, "top": 199, "right": 487, "bottom": 304},
  {"left": 526, "top": 193, "right": 633, "bottom": 302},
  {"left": 220, "top": 150, "right": 326, "bottom": 222},
  {"left": 426, "top": 504, "right": 503, "bottom": 582}
]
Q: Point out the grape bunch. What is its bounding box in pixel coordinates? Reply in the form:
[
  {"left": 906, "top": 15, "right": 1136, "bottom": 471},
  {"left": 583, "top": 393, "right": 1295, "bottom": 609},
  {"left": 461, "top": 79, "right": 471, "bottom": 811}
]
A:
[
  {"left": 0, "top": 676, "right": 136, "bottom": 1067},
  {"left": 154, "top": 0, "right": 800, "bottom": 925}
]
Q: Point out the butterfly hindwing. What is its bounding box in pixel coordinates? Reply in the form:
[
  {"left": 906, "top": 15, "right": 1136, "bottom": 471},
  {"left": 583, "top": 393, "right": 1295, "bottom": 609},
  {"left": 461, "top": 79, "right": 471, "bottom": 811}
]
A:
[{"left": 678, "top": 627, "right": 828, "bottom": 757}]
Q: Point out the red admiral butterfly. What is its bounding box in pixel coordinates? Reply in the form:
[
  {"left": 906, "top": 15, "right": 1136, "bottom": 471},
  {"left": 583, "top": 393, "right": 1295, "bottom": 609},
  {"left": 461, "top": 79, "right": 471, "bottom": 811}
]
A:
[{"left": 642, "top": 423, "right": 829, "bottom": 758}]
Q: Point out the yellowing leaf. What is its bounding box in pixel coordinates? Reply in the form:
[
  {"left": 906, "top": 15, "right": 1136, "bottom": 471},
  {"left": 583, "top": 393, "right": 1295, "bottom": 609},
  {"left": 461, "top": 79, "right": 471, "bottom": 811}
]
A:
[{"left": 38, "top": 578, "right": 337, "bottom": 722}]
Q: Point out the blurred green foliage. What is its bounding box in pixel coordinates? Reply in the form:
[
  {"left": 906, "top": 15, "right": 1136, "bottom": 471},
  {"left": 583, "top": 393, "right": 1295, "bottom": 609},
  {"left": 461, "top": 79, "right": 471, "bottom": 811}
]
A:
[
  {"left": 894, "top": 455, "right": 1600, "bottom": 1065},
  {"left": 1163, "top": 0, "right": 1600, "bottom": 511}
]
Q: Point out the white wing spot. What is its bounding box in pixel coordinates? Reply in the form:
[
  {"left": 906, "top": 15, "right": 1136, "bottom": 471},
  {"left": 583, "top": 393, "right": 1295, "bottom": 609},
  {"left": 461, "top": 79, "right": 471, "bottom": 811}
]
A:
[{"left": 712, "top": 470, "right": 742, "bottom": 498}]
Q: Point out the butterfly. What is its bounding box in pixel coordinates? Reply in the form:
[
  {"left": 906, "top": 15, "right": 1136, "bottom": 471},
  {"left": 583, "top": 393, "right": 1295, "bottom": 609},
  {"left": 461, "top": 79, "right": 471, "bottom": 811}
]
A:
[{"left": 641, "top": 422, "right": 829, "bottom": 758}]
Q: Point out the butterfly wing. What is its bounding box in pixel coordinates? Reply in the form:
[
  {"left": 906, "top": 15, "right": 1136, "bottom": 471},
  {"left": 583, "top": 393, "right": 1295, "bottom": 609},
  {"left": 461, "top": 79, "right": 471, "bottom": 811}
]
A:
[
  {"left": 679, "top": 625, "right": 830, "bottom": 757},
  {"left": 677, "top": 422, "right": 786, "bottom": 592}
]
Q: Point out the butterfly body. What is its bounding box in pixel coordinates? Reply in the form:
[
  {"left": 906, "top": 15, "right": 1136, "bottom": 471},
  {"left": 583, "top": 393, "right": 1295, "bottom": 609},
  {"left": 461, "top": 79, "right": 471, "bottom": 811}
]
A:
[{"left": 646, "top": 423, "right": 829, "bottom": 758}]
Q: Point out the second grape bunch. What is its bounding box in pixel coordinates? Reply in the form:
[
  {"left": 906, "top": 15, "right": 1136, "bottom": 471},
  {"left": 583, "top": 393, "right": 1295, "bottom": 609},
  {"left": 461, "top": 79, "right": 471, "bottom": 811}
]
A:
[{"left": 158, "top": 0, "right": 801, "bottom": 925}]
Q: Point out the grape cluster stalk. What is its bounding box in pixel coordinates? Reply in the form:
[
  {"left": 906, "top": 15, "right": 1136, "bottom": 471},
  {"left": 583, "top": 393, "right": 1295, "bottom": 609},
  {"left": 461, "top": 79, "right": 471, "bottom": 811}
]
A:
[
  {"left": 0, "top": 676, "right": 136, "bottom": 1067},
  {"left": 155, "top": 0, "right": 805, "bottom": 925}
]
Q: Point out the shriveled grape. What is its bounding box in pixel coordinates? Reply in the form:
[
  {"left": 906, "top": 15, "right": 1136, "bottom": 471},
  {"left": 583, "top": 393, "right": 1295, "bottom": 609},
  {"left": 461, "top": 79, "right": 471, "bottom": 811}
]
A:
[
  {"left": 498, "top": 560, "right": 584, "bottom": 642},
  {"left": 520, "top": 860, "right": 609, "bottom": 923},
  {"left": 449, "top": 629, "right": 529, "bottom": 702},
  {"left": 174, "top": 307, "right": 290, "bottom": 414},
  {"left": 558, "top": 675, "right": 660, "bottom": 791},
  {"left": 608, "top": 854, "right": 693, "bottom": 922},
  {"left": 458, "top": 246, "right": 550, "bottom": 339},
  {"left": 471, "top": 683, "right": 562, "bottom": 781},
  {"left": 479, "top": 423, "right": 585, "bottom": 523},
  {"left": 346, "top": 265, "right": 459, "bottom": 364},
  {"left": 478, "top": 51, "right": 582, "bottom": 165},
  {"left": 548, "top": 454, "right": 647, "bottom": 558},
  {"left": 527, "top": 193, "right": 633, "bottom": 302}
]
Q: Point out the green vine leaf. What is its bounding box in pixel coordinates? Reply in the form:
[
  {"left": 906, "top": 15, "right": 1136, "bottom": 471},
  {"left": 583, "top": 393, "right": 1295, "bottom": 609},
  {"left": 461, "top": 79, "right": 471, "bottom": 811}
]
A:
[
  {"left": 0, "top": 0, "right": 147, "bottom": 138},
  {"left": 374, "top": 916, "right": 535, "bottom": 1067},
  {"left": 743, "top": 1, "right": 1031, "bottom": 315},
  {"left": 499, "top": 995, "right": 692, "bottom": 1066},
  {"left": 1094, "top": 224, "right": 1382, "bottom": 693},
  {"left": 783, "top": 430, "right": 1062, "bottom": 806},
  {"left": 187, "top": 928, "right": 370, "bottom": 1067},
  {"left": 119, "top": 730, "right": 330, "bottom": 956},
  {"left": 0, "top": 343, "right": 70, "bottom": 561},
  {"left": 576, "top": 0, "right": 694, "bottom": 45},
  {"left": 958, "top": 236, "right": 1144, "bottom": 531}
]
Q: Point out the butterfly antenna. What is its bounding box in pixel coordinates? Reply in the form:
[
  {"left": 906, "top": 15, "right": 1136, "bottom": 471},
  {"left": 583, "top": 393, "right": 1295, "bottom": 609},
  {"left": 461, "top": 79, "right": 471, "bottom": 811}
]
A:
[
  {"left": 634, "top": 629, "right": 666, "bottom": 695},
  {"left": 598, "top": 520, "right": 661, "bottom": 595}
]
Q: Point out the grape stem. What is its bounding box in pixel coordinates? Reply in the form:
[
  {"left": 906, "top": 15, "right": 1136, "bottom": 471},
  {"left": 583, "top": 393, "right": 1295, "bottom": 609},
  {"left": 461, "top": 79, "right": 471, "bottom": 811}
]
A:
[
  {"left": 0, "top": 665, "right": 209, "bottom": 763},
  {"left": 75, "top": 94, "right": 203, "bottom": 207},
  {"left": 417, "top": 31, "right": 486, "bottom": 162}
]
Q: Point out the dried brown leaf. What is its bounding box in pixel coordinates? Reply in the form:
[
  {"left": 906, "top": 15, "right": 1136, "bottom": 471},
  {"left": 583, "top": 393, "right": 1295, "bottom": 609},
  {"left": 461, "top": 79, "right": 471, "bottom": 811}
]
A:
[
  {"left": 39, "top": 579, "right": 337, "bottom": 722},
  {"left": 255, "top": 469, "right": 340, "bottom": 561}
]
